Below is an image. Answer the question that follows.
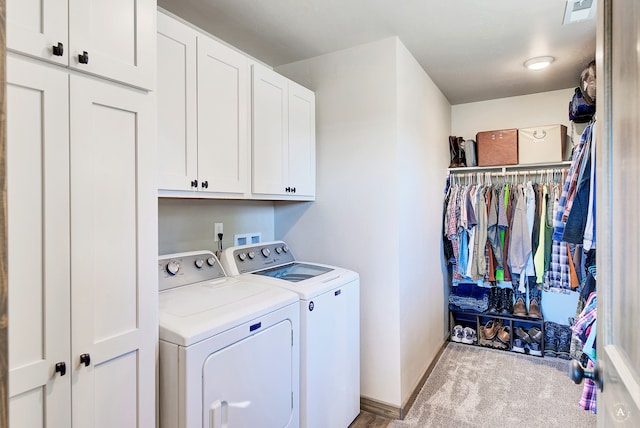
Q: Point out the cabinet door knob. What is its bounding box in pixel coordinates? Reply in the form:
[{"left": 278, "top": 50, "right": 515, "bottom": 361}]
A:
[
  {"left": 78, "top": 51, "right": 89, "bottom": 64},
  {"left": 80, "top": 353, "right": 91, "bottom": 367},
  {"left": 292, "top": 187, "right": 296, "bottom": 193},
  {"left": 285, "top": 187, "right": 291, "bottom": 193},
  {"left": 191, "top": 179, "right": 198, "bottom": 188},
  {"left": 52, "top": 42, "right": 64, "bottom": 56},
  {"left": 202, "top": 181, "right": 209, "bottom": 189},
  {"left": 55, "top": 361, "right": 67, "bottom": 376}
]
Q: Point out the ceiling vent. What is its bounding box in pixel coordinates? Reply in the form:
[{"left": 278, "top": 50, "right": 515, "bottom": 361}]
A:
[{"left": 563, "top": 0, "right": 597, "bottom": 24}]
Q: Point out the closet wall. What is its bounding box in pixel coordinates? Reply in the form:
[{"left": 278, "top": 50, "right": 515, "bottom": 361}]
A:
[
  {"left": 275, "top": 37, "right": 451, "bottom": 412},
  {"left": 451, "top": 87, "right": 582, "bottom": 324}
]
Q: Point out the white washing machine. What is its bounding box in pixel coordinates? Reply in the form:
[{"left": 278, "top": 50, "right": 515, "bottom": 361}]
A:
[
  {"left": 220, "top": 241, "right": 360, "bottom": 428},
  {"left": 158, "top": 250, "right": 300, "bottom": 428}
]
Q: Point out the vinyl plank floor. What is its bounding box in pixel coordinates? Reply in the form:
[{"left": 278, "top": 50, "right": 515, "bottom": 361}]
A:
[{"left": 349, "top": 411, "right": 394, "bottom": 428}]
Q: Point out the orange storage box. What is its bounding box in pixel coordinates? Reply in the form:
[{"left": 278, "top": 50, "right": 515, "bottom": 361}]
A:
[{"left": 476, "top": 128, "right": 518, "bottom": 166}]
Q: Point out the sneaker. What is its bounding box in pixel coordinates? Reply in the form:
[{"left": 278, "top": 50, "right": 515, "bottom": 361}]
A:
[
  {"left": 451, "top": 325, "right": 464, "bottom": 342},
  {"left": 512, "top": 338, "right": 526, "bottom": 353},
  {"left": 529, "top": 342, "right": 543, "bottom": 357},
  {"left": 462, "top": 327, "right": 477, "bottom": 344}
]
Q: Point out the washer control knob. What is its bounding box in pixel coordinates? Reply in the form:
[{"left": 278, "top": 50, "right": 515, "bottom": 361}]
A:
[
  {"left": 207, "top": 257, "right": 216, "bottom": 266},
  {"left": 261, "top": 248, "right": 271, "bottom": 257},
  {"left": 275, "top": 247, "right": 282, "bottom": 254},
  {"left": 166, "top": 260, "right": 180, "bottom": 275},
  {"left": 248, "top": 251, "right": 256, "bottom": 259},
  {"left": 194, "top": 259, "right": 204, "bottom": 268},
  {"left": 282, "top": 245, "right": 289, "bottom": 253},
  {"left": 238, "top": 252, "right": 247, "bottom": 261}
]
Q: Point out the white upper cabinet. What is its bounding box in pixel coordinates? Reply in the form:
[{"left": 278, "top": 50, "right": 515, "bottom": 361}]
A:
[
  {"left": 157, "top": 13, "right": 249, "bottom": 197},
  {"left": 157, "top": 13, "right": 198, "bottom": 191},
  {"left": 7, "top": 0, "right": 155, "bottom": 90},
  {"left": 196, "top": 36, "right": 248, "bottom": 195},
  {"left": 252, "top": 63, "right": 316, "bottom": 200}
]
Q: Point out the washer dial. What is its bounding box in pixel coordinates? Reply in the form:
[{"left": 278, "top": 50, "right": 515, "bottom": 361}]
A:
[
  {"left": 166, "top": 260, "right": 180, "bottom": 275},
  {"left": 261, "top": 248, "right": 271, "bottom": 257},
  {"left": 194, "top": 259, "right": 204, "bottom": 268}
]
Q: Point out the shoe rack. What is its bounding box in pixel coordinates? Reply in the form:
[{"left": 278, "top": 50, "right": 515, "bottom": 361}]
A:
[{"left": 449, "top": 309, "right": 546, "bottom": 357}]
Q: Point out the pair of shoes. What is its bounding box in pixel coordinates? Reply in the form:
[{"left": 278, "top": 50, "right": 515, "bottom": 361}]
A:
[
  {"left": 479, "top": 319, "right": 510, "bottom": 349},
  {"left": 544, "top": 322, "right": 571, "bottom": 358},
  {"left": 485, "top": 287, "right": 515, "bottom": 315},
  {"left": 515, "top": 326, "right": 543, "bottom": 356},
  {"left": 452, "top": 325, "right": 477, "bottom": 344}
]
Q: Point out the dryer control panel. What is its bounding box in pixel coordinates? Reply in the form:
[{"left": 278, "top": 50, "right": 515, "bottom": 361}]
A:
[
  {"left": 221, "top": 241, "right": 296, "bottom": 275},
  {"left": 158, "top": 251, "right": 227, "bottom": 291}
]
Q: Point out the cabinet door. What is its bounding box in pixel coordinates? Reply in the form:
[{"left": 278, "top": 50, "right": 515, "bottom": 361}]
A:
[
  {"left": 7, "top": 56, "right": 71, "bottom": 428},
  {"left": 288, "top": 82, "right": 316, "bottom": 198},
  {"left": 68, "top": 0, "right": 155, "bottom": 90},
  {"left": 197, "top": 36, "right": 249, "bottom": 195},
  {"left": 157, "top": 13, "right": 198, "bottom": 191},
  {"left": 252, "top": 63, "right": 289, "bottom": 195},
  {"left": 6, "top": 0, "right": 68, "bottom": 66},
  {"left": 69, "top": 75, "right": 156, "bottom": 428}
]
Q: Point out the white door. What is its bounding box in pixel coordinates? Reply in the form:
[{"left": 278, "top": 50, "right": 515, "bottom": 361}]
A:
[
  {"left": 596, "top": 0, "right": 640, "bottom": 424},
  {"left": 202, "top": 321, "right": 294, "bottom": 427},
  {"left": 6, "top": 0, "right": 68, "bottom": 66},
  {"left": 69, "top": 75, "right": 157, "bottom": 428},
  {"left": 68, "top": 0, "right": 155, "bottom": 89},
  {"left": 197, "top": 36, "right": 248, "bottom": 195},
  {"left": 7, "top": 56, "right": 71, "bottom": 428},
  {"left": 252, "top": 63, "right": 289, "bottom": 196},
  {"left": 157, "top": 13, "right": 198, "bottom": 191},
  {"left": 288, "top": 83, "right": 316, "bottom": 198}
]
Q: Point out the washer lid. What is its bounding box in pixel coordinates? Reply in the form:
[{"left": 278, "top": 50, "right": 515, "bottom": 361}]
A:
[{"left": 159, "top": 276, "right": 297, "bottom": 346}]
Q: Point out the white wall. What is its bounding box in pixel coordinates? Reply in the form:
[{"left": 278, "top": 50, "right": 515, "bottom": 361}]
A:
[
  {"left": 452, "top": 88, "right": 575, "bottom": 140},
  {"left": 158, "top": 199, "right": 275, "bottom": 255},
  {"left": 395, "top": 40, "right": 450, "bottom": 401},
  {"left": 275, "top": 37, "right": 450, "bottom": 408}
]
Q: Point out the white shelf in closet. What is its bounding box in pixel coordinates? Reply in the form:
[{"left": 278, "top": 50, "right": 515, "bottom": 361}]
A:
[{"left": 448, "top": 161, "right": 571, "bottom": 175}]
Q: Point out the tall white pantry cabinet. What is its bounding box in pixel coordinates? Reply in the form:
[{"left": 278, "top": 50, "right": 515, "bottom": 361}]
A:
[{"left": 6, "top": 0, "right": 157, "bottom": 427}]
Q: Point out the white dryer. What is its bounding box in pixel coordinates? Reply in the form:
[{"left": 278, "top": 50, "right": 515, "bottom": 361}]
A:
[
  {"left": 158, "top": 250, "right": 300, "bottom": 428},
  {"left": 220, "top": 241, "right": 360, "bottom": 428}
]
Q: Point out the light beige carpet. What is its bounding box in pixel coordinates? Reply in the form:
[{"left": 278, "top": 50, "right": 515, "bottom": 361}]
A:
[{"left": 392, "top": 342, "right": 597, "bottom": 427}]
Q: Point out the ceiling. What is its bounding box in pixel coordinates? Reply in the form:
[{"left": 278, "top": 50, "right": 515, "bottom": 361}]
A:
[{"left": 158, "top": 0, "right": 597, "bottom": 105}]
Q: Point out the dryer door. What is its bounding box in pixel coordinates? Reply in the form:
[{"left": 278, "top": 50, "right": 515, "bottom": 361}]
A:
[{"left": 203, "top": 320, "right": 294, "bottom": 427}]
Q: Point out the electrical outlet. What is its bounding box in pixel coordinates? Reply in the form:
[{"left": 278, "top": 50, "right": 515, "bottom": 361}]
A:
[{"left": 214, "top": 223, "right": 224, "bottom": 241}]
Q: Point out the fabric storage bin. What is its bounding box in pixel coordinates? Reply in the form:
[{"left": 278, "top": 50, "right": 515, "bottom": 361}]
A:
[
  {"left": 476, "top": 128, "right": 518, "bottom": 166},
  {"left": 518, "top": 125, "right": 567, "bottom": 164}
]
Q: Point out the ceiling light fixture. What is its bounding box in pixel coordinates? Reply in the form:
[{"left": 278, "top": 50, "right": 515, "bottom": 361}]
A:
[{"left": 524, "top": 56, "right": 555, "bottom": 71}]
